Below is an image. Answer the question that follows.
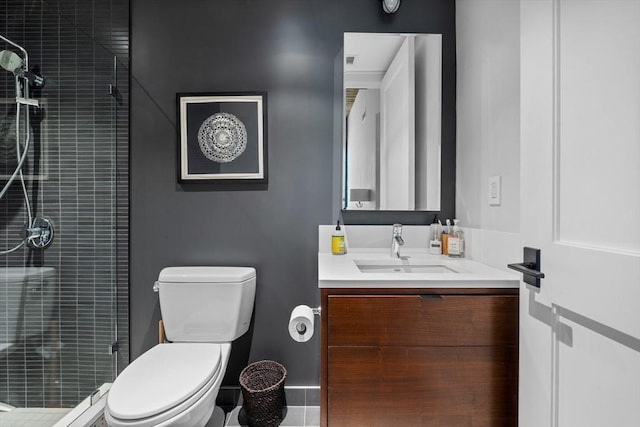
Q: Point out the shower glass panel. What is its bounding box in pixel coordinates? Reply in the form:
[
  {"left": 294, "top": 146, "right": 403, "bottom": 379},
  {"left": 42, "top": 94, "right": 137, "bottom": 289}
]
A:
[{"left": 0, "top": 0, "right": 128, "bottom": 416}]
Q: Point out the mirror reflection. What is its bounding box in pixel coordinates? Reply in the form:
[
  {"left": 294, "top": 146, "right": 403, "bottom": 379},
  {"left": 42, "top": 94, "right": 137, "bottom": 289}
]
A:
[{"left": 343, "top": 33, "right": 442, "bottom": 211}]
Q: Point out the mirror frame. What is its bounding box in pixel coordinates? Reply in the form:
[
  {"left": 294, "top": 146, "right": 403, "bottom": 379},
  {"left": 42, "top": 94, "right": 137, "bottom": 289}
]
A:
[{"left": 336, "top": 32, "right": 456, "bottom": 225}]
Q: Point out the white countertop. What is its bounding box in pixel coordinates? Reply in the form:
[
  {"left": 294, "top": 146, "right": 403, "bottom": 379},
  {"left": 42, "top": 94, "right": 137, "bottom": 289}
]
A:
[{"left": 318, "top": 250, "right": 520, "bottom": 289}]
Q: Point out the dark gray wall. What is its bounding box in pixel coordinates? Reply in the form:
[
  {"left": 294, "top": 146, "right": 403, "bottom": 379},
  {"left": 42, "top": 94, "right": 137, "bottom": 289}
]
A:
[{"left": 131, "top": 0, "right": 455, "bottom": 385}]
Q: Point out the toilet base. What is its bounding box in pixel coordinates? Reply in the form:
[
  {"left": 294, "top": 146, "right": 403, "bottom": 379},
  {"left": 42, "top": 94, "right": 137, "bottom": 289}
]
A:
[{"left": 204, "top": 406, "right": 225, "bottom": 427}]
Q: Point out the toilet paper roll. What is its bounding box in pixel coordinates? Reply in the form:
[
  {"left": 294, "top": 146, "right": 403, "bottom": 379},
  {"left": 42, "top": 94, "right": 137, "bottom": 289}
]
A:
[{"left": 288, "top": 305, "right": 314, "bottom": 342}]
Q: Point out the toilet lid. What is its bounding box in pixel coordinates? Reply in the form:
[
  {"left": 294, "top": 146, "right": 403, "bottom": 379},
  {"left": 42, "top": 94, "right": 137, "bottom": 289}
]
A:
[
  {"left": 158, "top": 266, "right": 255, "bottom": 283},
  {"left": 107, "top": 343, "right": 221, "bottom": 420}
]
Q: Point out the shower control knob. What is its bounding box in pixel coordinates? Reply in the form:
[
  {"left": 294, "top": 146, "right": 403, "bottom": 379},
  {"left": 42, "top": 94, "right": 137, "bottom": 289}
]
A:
[{"left": 24, "top": 217, "right": 54, "bottom": 249}]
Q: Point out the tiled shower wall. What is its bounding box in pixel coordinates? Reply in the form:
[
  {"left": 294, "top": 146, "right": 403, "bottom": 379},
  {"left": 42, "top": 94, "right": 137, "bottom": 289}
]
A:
[{"left": 0, "top": 0, "right": 129, "bottom": 407}]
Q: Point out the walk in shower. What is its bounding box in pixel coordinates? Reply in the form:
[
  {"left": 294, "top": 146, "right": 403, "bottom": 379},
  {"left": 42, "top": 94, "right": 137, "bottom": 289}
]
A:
[{"left": 1, "top": 0, "right": 129, "bottom": 424}]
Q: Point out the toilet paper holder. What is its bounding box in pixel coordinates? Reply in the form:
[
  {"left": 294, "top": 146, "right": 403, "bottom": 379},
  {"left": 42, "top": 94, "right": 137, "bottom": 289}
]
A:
[{"left": 295, "top": 306, "right": 321, "bottom": 335}]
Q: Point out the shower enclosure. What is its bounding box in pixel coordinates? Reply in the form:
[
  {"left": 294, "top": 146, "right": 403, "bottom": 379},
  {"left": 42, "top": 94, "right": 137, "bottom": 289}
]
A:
[{"left": 0, "top": 0, "right": 129, "bottom": 421}]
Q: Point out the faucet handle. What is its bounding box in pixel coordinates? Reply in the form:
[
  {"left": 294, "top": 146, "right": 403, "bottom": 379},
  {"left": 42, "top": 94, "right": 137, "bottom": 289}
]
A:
[
  {"left": 391, "top": 223, "right": 405, "bottom": 257},
  {"left": 392, "top": 223, "right": 404, "bottom": 245}
]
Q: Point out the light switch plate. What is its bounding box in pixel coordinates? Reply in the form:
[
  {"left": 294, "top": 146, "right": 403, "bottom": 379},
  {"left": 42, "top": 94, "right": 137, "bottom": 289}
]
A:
[{"left": 489, "top": 176, "right": 501, "bottom": 206}]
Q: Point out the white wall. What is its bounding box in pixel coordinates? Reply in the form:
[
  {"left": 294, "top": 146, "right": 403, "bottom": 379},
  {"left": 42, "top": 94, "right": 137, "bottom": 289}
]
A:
[
  {"left": 379, "top": 37, "right": 415, "bottom": 210},
  {"left": 456, "top": 0, "right": 520, "bottom": 233}
]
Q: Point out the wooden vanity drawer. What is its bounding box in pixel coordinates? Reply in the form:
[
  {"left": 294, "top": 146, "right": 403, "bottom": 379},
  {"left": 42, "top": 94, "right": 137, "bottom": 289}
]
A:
[
  {"left": 327, "top": 294, "right": 518, "bottom": 347},
  {"left": 327, "top": 345, "right": 518, "bottom": 427}
]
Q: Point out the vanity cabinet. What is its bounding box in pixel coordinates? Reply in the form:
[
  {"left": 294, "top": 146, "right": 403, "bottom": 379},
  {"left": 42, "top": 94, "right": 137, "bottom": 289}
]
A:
[{"left": 320, "top": 288, "right": 519, "bottom": 427}]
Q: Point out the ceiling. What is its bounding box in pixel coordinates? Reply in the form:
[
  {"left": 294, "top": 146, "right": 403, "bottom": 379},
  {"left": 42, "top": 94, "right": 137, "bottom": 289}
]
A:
[{"left": 344, "top": 33, "right": 406, "bottom": 72}]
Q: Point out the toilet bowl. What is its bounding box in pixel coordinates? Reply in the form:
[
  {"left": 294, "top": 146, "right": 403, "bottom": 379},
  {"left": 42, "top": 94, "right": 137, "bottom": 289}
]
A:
[
  {"left": 105, "top": 267, "right": 256, "bottom": 427},
  {"left": 0, "top": 267, "right": 57, "bottom": 355},
  {"left": 105, "top": 343, "right": 230, "bottom": 427}
]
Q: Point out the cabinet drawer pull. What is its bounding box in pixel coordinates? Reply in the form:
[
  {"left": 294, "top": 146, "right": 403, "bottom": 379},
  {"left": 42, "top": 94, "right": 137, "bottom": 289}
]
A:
[{"left": 419, "top": 294, "right": 443, "bottom": 300}]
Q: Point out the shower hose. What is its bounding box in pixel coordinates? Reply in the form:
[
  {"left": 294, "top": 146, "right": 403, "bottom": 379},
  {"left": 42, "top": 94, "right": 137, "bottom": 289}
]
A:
[{"left": 0, "top": 74, "right": 34, "bottom": 255}]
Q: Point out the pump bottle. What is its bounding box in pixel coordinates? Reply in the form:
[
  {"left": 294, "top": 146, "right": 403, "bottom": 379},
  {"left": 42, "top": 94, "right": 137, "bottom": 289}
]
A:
[
  {"left": 447, "top": 219, "right": 465, "bottom": 258},
  {"left": 331, "top": 221, "right": 346, "bottom": 255}
]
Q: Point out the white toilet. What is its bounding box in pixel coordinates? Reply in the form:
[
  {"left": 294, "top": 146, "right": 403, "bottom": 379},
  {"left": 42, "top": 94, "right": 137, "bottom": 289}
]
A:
[
  {"left": 0, "top": 267, "right": 57, "bottom": 354},
  {"left": 105, "top": 266, "right": 256, "bottom": 427}
]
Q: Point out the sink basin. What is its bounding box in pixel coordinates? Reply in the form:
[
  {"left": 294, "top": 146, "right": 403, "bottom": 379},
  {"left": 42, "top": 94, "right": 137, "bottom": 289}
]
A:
[{"left": 354, "top": 259, "right": 458, "bottom": 274}]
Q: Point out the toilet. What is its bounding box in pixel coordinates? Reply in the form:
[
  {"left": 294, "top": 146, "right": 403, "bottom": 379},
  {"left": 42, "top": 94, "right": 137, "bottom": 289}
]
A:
[
  {"left": 105, "top": 266, "right": 256, "bottom": 427},
  {"left": 0, "top": 267, "right": 57, "bottom": 356}
]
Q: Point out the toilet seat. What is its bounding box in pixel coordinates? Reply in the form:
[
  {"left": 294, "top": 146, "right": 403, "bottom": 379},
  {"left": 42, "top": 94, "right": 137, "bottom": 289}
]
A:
[{"left": 106, "top": 343, "right": 222, "bottom": 427}]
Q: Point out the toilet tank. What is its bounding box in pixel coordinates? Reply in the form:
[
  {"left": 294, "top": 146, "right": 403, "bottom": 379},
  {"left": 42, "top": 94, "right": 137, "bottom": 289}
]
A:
[{"left": 156, "top": 266, "right": 256, "bottom": 342}]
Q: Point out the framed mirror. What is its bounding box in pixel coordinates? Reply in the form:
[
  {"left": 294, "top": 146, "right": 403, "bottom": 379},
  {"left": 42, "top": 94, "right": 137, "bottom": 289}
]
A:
[{"left": 342, "top": 33, "right": 442, "bottom": 212}]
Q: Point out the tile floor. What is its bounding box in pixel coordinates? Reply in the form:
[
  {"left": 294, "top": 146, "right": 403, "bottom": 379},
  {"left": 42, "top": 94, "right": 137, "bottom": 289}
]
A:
[
  {"left": 225, "top": 405, "right": 319, "bottom": 427},
  {"left": 0, "top": 405, "right": 319, "bottom": 427}
]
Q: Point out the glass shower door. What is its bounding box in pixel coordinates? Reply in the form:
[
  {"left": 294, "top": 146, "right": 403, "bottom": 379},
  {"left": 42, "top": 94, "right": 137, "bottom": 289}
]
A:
[{"left": 0, "top": 0, "right": 127, "bottom": 420}]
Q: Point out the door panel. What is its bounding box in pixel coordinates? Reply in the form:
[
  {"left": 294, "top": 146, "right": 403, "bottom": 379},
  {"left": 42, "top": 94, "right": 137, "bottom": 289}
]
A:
[
  {"left": 520, "top": 1, "right": 640, "bottom": 426},
  {"left": 557, "top": 0, "right": 640, "bottom": 253},
  {"left": 555, "top": 314, "right": 640, "bottom": 427}
]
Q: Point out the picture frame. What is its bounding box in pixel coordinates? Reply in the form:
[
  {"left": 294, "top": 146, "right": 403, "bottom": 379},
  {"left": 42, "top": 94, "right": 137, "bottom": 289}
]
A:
[{"left": 176, "top": 92, "right": 267, "bottom": 184}]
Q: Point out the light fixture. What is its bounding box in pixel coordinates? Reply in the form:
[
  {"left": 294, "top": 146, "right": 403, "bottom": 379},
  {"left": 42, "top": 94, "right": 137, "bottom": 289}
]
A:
[
  {"left": 381, "top": 0, "right": 401, "bottom": 14},
  {"left": 350, "top": 189, "right": 372, "bottom": 208}
]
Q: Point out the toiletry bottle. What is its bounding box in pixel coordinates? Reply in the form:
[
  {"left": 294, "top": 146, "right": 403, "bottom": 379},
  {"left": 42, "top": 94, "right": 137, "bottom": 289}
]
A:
[
  {"left": 331, "top": 221, "right": 346, "bottom": 255},
  {"left": 441, "top": 219, "right": 450, "bottom": 255},
  {"left": 455, "top": 219, "right": 466, "bottom": 257},
  {"left": 429, "top": 220, "right": 442, "bottom": 255},
  {"left": 448, "top": 219, "right": 465, "bottom": 258}
]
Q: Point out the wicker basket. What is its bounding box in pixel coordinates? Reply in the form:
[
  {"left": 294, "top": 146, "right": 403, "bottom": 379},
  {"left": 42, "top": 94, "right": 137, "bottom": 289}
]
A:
[{"left": 239, "top": 360, "right": 287, "bottom": 427}]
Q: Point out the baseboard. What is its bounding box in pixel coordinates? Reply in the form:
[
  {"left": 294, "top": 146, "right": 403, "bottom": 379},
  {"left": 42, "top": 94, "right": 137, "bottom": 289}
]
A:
[{"left": 217, "top": 386, "right": 320, "bottom": 409}]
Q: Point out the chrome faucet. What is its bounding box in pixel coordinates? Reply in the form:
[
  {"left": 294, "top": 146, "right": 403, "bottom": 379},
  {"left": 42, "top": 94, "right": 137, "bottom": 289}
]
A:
[{"left": 390, "top": 223, "right": 405, "bottom": 258}]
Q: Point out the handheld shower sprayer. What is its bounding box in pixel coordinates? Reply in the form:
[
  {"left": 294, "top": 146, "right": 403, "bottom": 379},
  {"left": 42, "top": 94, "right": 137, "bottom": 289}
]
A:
[
  {"left": 0, "top": 36, "right": 53, "bottom": 254},
  {"left": 0, "top": 49, "right": 23, "bottom": 73},
  {"left": 0, "top": 49, "right": 45, "bottom": 87}
]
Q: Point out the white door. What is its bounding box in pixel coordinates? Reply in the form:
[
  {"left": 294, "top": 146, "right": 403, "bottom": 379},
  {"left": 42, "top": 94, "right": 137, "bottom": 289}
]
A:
[
  {"left": 519, "top": 1, "right": 640, "bottom": 426},
  {"left": 379, "top": 36, "right": 415, "bottom": 210}
]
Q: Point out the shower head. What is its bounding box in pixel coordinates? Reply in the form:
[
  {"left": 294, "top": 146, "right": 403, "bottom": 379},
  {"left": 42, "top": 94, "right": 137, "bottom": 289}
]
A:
[
  {"left": 0, "top": 50, "right": 24, "bottom": 74},
  {"left": 0, "top": 49, "right": 44, "bottom": 88}
]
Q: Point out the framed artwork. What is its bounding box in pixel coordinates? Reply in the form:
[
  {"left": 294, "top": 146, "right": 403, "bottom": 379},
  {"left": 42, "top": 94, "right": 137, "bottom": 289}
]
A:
[{"left": 176, "top": 92, "right": 267, "bottom": 183}]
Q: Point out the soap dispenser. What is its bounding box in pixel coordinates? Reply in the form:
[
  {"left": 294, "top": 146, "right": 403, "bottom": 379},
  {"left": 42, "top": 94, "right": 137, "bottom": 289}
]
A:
[
  {"left": 447, "top": 219, "right": 465, "bottom": 258},
  {"left": 429, "top": 219, "right": 442, "bottom": 255},
  {"left": 441, "top": 219, "right": 450, "bottom": 255},
  {"left": 331, "top": 221, "right": 346, "bottom": 255}
]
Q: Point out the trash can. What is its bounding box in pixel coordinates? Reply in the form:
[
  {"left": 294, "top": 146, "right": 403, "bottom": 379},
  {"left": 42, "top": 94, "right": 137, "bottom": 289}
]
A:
[{"left": 239, "top": 360, "right": 287, "bottom": 427}]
